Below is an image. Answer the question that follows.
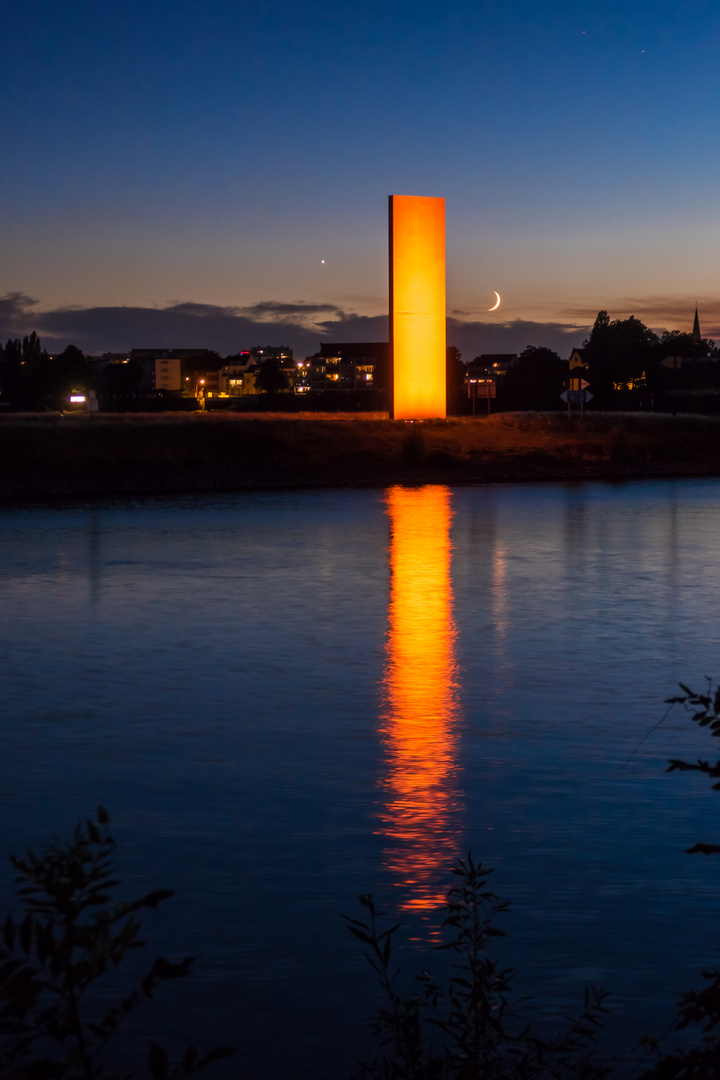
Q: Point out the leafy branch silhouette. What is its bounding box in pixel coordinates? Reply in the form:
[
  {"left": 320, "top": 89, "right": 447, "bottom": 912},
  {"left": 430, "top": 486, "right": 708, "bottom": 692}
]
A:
[{"left": 0, "top": 806, "right": 235, "bottom": 1080}]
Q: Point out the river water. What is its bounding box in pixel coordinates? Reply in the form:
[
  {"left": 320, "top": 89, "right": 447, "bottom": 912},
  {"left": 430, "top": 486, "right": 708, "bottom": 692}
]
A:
[{"left": 2, "top": 479, "right": 720, "bottom": 1075}]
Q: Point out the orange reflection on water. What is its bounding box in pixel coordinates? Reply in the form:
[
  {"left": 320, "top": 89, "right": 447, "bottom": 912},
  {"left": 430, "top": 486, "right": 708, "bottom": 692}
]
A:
[{"left": 379, "top": 485, "right": 462, "bottom": 910}]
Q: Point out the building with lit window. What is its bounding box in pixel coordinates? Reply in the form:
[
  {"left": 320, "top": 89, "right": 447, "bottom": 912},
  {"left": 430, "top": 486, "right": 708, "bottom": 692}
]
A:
[
  {"left": 218, "top": 346, "right": 295, "bottom": 395},
  {"left": 310, "top": 342, "right": 387, "bottom": 391},
  {"left": 467, "top": 354, "right": 517, "bottom": 379},
  {"left": 134, "top": 355, "right": 182, "bottom": 392},
  {"left": 218, "top": 358, "right": 260, "bottom": 396},
  {"left": 248, "top": 346, "right": 293, "bottom": 366}
]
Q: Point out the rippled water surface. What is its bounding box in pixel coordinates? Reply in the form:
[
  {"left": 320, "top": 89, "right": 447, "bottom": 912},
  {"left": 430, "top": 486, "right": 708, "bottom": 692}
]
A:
[{"left": 2, "top": 479, "right": 720, "bottom": 1075}]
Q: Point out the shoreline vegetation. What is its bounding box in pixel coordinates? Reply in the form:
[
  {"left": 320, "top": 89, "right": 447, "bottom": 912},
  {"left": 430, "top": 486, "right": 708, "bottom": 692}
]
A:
[{"left": 3, "top": 411, "right": 720, "bottom": 498}]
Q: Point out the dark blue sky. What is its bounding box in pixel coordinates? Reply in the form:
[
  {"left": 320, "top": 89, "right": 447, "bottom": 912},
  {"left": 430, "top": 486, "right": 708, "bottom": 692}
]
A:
[{"left": 2, "top": 0, "right": 719, "bottom": 354}]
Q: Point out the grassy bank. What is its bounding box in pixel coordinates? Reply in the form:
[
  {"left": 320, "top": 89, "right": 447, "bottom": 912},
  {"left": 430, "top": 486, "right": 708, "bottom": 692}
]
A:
[{"left": 2, "top": 411, "right": 720, "bottom": 497}]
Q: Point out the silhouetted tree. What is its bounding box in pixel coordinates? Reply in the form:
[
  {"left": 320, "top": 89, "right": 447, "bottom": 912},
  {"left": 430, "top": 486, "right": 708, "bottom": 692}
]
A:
[
  {"left": 0, "top": 335, "right": 96, "bottom": 408},
  {"left": 655, "top": 329, "right": 713, "bottom": 361},
  {"left": 503, "top": 345, "right": 565, "bottom": 410},
  {"left": 446, "top": 345, "right": 466, "bottom": 413},
  {"left": 58, "top": 344, "right": 89, "bottom": 382},
  {"left": 30, "top": 344, "right": 92, "bottom": 408},
  {"left": 22, "top": 331, "right": 42, "bottom": 367},
  {"left": 0, "top": 338, "right": 23, "bottom": 403},
  {"left": 255, "top": 356, "right": 289, "bottom": 394},
  {"left": 583, "top": 311, "right": 659, "bottom": 404}
]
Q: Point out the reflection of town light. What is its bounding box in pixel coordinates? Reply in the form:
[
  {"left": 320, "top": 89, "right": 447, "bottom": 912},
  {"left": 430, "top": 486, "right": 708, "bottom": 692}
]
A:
[
  {"left": 389, "top": 195, "right": 446, "bottom": 420},
  {"left": 379, "top": 484, "right": 462, "bottom": 911}
]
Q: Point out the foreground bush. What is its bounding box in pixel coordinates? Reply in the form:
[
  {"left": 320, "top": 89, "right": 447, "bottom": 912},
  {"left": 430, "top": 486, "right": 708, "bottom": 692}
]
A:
[
  {"left": 345, "top": 853, "right": 610, "bottom": 1080},
  {"left": 635, "top": 681, "right": 720, "bottom": 1077},
  {"left": 348, "top": 682, "right": 720, "bottom": 1079},
  {"left": 4, "top": 678, "right": 720, "bottom": 1079},
  {"left": 0, "top": 807, "right": 234, "bottom": 1079}
]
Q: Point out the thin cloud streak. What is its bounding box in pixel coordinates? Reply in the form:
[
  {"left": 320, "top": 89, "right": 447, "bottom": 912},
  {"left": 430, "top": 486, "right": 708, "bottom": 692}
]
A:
[
  {"left": 0, "top": 293, "right": 590, "bottom": 360},
  {"left": 448, "top": 318, "right": 589, "bottom": 359},
  {"left": 561, "top": 296, "right": 715, "bottom": 334},
  {"left": 240, "top": 300, "right": 347, "bottom": 322}
]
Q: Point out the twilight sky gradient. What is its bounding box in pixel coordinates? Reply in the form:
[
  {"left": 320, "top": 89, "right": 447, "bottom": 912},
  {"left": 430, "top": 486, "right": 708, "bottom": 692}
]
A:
[{"left": 2, "top": 0, "right": 720, "bottom": 356}]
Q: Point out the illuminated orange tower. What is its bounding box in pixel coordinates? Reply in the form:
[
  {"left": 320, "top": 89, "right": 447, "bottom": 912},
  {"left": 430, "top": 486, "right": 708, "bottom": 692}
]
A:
[{"left": 389, "top": 195, "right": 446, "bottom": 420}]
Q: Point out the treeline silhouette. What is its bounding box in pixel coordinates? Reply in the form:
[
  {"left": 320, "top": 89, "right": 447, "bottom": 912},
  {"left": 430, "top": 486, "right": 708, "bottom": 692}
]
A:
[
  {"left": 487, "top": 312, "right": 720, "bottom": 413},
  {"left": 0, "top": 335, "right": 232, "bottom": 411},
  {"left": 0, "top": 334, "right": 96, "bottom": 410},
  {"left": 4, "top": 312, "right": 720, "bottom": 413}
]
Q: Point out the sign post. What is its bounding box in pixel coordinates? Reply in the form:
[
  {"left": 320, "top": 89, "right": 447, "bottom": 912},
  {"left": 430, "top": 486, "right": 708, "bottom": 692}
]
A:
[{"left": 467, "top": 379, "right": 496, "bottom": 415}]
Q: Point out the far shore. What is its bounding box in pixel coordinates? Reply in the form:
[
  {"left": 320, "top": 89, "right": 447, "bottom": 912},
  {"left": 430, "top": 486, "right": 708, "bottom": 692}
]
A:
[{"left": 2, "top": 410, "right": 720, "bottom": 498}]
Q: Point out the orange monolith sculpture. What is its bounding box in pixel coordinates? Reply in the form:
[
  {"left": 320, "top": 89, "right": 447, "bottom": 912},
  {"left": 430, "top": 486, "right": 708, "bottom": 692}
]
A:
[{"left": 389, "top": 195, "right": 446, "bottom": 420}]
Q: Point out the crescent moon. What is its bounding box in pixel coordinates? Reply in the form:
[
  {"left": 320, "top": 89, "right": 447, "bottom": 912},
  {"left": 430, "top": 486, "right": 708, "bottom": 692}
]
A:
[{"left": 488, "top": 291, "right": 501, "bottom": 311}]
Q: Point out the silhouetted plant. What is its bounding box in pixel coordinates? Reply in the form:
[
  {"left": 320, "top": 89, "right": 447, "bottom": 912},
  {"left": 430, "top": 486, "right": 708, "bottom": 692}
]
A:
[
  {"left": 637, "top": 680, "right": 720, "bottom": 1077},
  {"left": 345, "top": 852, "right": 609, "bottom": 1079},
  {"left": 664, "top": 680, "right": 720, "bottom": 857},
  {"left": 0, "top": 806, "right": 235, "bottom": 1079}
]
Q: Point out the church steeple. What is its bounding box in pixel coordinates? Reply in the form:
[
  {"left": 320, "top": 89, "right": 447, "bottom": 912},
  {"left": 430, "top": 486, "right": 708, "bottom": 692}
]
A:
[{"left": 692, "top": 303, "right": 701, "bottom": 344}]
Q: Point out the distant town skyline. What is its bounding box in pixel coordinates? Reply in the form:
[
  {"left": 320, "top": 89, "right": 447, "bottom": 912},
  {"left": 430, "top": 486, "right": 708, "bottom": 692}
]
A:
[{"left": 2, "top": 0, "right": 718, "bottom": 356}]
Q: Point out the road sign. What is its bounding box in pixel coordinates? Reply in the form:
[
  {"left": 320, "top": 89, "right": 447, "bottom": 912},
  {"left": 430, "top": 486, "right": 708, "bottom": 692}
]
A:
[
  {"left": 561, "top": 390, "right": 593, "bottom": 404},
  {"left": 470, "top": 382, "right": 496, "bottom": 398},
  {"left": 467, "top": 379, "right": 496, "bottom": 414}
]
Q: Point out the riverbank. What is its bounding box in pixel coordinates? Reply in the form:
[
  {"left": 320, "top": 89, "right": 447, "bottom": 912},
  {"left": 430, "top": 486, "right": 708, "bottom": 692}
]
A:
[{"left": 2, "top": 411, "right": 720, "bottom": 497}]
